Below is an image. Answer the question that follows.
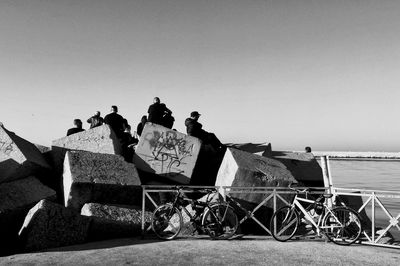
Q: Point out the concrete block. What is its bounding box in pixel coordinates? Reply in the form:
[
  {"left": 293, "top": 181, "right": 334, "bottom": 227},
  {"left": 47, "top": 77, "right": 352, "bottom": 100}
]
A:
[
  {"left": 215, "top": 148, "right": 297, "bottom": 234},
  {"left": 63, "top": 150, "right": 141, "bottom": 210},
  {"left": 0, "top": 176, "right": 56, "bottom": 213},
  {"left": 0, "top": 177, "right": 56, "bottom": 255},
  {"left": 216, "top": 148, "right": 297, "bottom": 207},
  {"left": 133, "top": 123, "right": 202, "bottom": 184},
  {"left": 50, "top": 124, "right": 123, "bottom": 175},
  {"left": 0, "top": 125, "right": 50, "bottom": 183},
  {"left": 272, "top": 151, "right": 324, "bottom": 187},
  {"left": 18, "top": 199, "right": 91, "bottom": 252},
  {"left": 81, "top": 203, "right": 152, "bottom": 240},
  {"left": 226, "top": 142, "right": 272, "bottom": 157}
]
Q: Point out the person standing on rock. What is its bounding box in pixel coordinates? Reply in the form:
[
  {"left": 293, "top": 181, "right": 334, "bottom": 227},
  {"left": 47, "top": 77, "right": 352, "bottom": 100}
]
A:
[
  {"left": 184, "top": 111, "right": 225, "bottom": 152},
  {"left": 86, "top": 111, "right": 104, "bottom": 129},
  {"left": 66, "top": 119, "right": 85, "bottom": 136},
  {"left": 147, "top": 97, "right": 172, "bottom": 126},
  {"left": 104, "top": 105, "right": 125, "bottom": 137}
]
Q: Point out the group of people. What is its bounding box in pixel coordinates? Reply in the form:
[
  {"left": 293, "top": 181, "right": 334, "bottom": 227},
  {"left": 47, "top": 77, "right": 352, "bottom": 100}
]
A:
[
  {"left": 66, "top": 105, "right": 139, "bottom": 162},
  {"left": 66, "top": 96, "right": 225, "bottom": 162}
]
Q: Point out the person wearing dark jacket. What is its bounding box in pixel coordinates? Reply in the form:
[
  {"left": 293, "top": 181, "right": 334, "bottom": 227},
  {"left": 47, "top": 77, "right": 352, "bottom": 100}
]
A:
[
  {"left": 185, "top": 111, "right": 224, "bottom": 152},
  {"left": 184, "top": 111, "right": 205, "bottom": 139},
  {"left": 86, "top": 111, "right": 104, "bottom": 129},
  {"left": 104, "top": 105, "right": 125, "bottom": 137},
  {"left": 136, "top": 115, "right": 147, "bottom": 137},
  {"left": 67, "top": 119, "right": 85, "bottom": 136},
  {"left": 147, "top": 97, "right": 171, "bottom": 125}
]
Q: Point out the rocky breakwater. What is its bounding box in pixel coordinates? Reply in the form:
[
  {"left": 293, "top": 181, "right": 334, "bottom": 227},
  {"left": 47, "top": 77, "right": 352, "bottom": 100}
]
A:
[
  {"left": 0, "top": 125, "right": 56, "bottom": 256},
  {"left": 63, "top": 150, "right": 141, "bottom": 210},
  {"left": 133, "top": 123, "right": 202, "bottom": 184},
  {"left": 215, "top": 147, "right": 298, "bottom": 233}
]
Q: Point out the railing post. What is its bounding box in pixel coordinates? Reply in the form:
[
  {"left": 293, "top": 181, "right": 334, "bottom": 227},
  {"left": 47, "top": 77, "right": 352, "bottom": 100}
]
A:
[
  {"left": 372, "top": 192, "right": 375, "bottom": 242},
  {"left": 141, "top": 186, "right": 146, "bottom": 238},
  {"left": 321, "top": 156, "right": 333, "bottom": 207}
]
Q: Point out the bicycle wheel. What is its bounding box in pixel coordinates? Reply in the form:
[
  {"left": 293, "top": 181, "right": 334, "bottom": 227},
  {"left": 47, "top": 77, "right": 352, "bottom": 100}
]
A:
[
  {"left": 202, "top": 203, "right": 238, "bottom": 240},
  {"left": 151, "top": 204, "right": 183, "bottom": 240},
  {"left": 270, "top": 206, "right": 299, "bottom": 242},
  {"left": 322, "top": 206, "right": 362, "bottom": 245}
]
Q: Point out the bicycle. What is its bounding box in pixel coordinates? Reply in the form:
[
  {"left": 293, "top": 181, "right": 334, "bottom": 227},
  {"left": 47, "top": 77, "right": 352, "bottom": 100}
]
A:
[
  {"left": 270, "top": 185, "right": 362, "bottom": 245},
  {"left": 151, "top": 186, "right": 239, "bottom": 240}
]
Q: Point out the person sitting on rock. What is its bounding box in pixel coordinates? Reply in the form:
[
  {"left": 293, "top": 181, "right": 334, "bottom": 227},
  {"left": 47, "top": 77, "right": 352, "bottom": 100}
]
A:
[
  {"left": 162, "top": 111, "right": 175, "bottom": 129},
  {"left": 136, "top": 115, "right": 147, "bottom": 137},
  {"left": 104, "top": 105, "right": 125, "bottom": 137},
  {"left": 66, "top": 119, "right": 85, "bottom": 136},
  {"left": 86, "top": 111, "right": 104, "bottom": 129},
  {"left": 184, "top": 111, "right": 225, "bottom": 152},
  {"left": 147, "top": 97, "right": 172, "bottom": 125},
  {"left": 121, "top": 124, "right": 138, "bottom": 162}
]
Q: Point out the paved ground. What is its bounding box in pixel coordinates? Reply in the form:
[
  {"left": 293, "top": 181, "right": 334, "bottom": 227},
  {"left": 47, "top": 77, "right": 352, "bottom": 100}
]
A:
[{"left": 1, "top": 236, "right": 399, "bottom": 266}]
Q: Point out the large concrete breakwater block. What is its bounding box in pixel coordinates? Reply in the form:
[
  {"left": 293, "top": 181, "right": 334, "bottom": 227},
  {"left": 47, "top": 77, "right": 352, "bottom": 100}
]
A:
[
  {"left": 226, "top": 142, "right": 272, "bottom": 157},
  {"left": 272, "top": 151, "right": 324, "bottom": 187},
  {"left": 63, "top": 150, "right": 141, "bottom": 210},
  {"left": 51, "top": 124, "right": 123, "bottom": 173},
  {"left": 215, "top": 148, "right": 297, "bottom": 207},
  {"left": 133, "top": 123, "right": 202, "bottom": 184},
  {"left": 215, "top": 148, "right": 297, "bottom": 233},
  {"left": 0, "top": 125, "right": 50, "bottom": 183},
  {"left": 81, "top": 203, "right": 152, "bottom": 240},
  {"left": 0, "top": 177, "right": 56, "bottom": 255},
  {"left": 18, "top": 199, "right": 91, "bottom": 252}
]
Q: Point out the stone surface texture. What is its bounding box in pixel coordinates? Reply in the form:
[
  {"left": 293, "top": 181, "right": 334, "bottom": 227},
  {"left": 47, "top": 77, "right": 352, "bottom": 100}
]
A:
[
  {"left": 226, "top": 142, "right": 272, "bottom": 157},
  {"left": 133, "top": 123, "right": 202, "bottom": 184},
  {"left": 0, "top": 176, "right": 56, "bottom": 255},
  {"left": 50, "top": 124, "right": 123, "bottom": 175},
  {"left": 215, "top": 148, "right": 298, "bottom": 234},
  {"left": 0, "top": 126, "right": 50, "bottom": 183},
  {"left": 272, "top": 151, "right": 324, "bottom": 187},
  {"left": 81, "top": 203, "right": 152, "bottom": 240},
  {"left": 63, "top": 150, "right": 141, "bottom": 210},
  {"left": 0, "top": 176, "right": 56, "bottom": 213},
  {"left": 215, "top": 148, "right": 297, "bottom": 207},
  {"left": 18, "top": 199, "right": 91, "bottom": 252}
]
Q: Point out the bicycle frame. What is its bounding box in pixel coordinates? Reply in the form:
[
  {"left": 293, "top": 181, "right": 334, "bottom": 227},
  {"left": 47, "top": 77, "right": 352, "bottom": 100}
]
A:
[{"left": 291, "top": 195, "right": 344, "bottom": 236}]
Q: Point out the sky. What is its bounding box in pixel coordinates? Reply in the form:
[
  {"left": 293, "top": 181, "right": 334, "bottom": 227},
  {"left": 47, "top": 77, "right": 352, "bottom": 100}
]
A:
[{"left": 1, "top": 0, "right": 400, "bottom": 152}]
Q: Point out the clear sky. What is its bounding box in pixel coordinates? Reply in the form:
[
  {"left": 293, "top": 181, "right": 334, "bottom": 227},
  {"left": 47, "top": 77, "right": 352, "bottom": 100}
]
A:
[{"left": 1, "top": 0, "right": 400, "bottom": 152}]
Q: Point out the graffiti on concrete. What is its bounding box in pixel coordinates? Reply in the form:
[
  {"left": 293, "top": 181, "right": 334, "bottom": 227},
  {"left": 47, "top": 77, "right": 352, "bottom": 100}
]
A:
[
  {"left": 144, "top": 130, "right": 194, "bottom": 175},
  {"left": 0, "top": 140, "right": 14, "bottom": 156}
]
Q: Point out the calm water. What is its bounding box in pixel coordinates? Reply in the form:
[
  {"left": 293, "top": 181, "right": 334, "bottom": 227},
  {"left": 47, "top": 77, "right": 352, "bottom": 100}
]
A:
[
  {"left": 325, "top": 159, "right": 400, "bottom": 240},
  {"left": 328, "top": 159, "right": 400, "bottom": 191}
]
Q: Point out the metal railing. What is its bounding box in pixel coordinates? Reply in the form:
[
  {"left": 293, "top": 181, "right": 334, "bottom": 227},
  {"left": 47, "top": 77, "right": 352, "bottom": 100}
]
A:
[{"left": 142, "top": 185, "right": 400, "bottom": 249}]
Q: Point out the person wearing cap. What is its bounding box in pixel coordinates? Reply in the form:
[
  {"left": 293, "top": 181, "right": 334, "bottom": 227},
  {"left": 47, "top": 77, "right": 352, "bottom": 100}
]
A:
[
  {"left": 185, "top": 111, "right": 225, "bottom": 152},
  {"left": 185, "top": 111, "right": 204, "bottom": 139},
  {"left": 147, "top": 97, "right": 172, "bottom": 126}
]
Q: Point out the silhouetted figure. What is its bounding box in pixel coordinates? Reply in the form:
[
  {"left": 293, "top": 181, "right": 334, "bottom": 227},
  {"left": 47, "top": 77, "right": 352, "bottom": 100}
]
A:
[
  {"left": 86, "top": 111, "right": 104, "bottom": 129},
  {"left": 66, "top": 119, "right": 85, "bottom": 136},
  {"left": 185, "top": 111, "right": 224, "bottom": 152},
  {"left": 147, "top": 97, "right": 172, "bottom": 125},
  {"left": 121, "top": 124, "right": 138, "bottom": 162},
  {"left": 104, "top": 105, "right": 125, "bottom": 137},
  {"left": 305, "top": 146, "right": 312, "bottom": 153},
  {"left": 136, "top": 115, "right": 147, "bottom": 137}
]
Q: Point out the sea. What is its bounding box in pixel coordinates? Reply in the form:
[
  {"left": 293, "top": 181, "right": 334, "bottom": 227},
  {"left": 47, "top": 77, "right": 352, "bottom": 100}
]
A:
[{"left": 323, "top": 159, "right": 400, "bottom": 240}]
